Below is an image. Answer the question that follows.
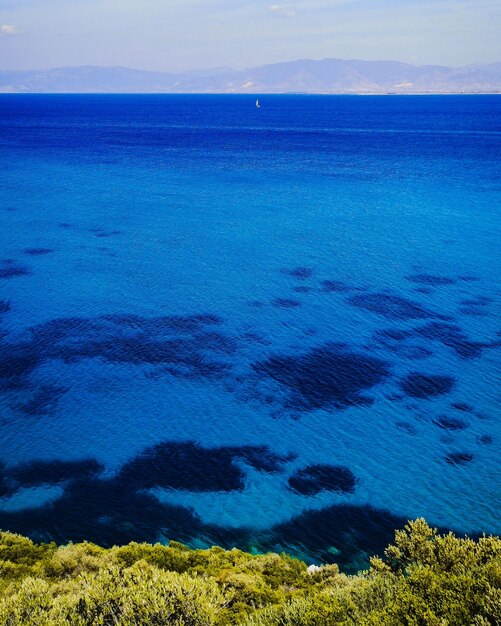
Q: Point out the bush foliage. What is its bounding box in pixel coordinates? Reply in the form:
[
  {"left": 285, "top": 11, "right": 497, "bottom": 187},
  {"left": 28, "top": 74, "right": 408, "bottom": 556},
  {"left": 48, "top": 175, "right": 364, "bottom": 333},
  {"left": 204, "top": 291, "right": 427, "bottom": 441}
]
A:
[{"left": 0, "top": 519, "right": 499, "bottom": 625}]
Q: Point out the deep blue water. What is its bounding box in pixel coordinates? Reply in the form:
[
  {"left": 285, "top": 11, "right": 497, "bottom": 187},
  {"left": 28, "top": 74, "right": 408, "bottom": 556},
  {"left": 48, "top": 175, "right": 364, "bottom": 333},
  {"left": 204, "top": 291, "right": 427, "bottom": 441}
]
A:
[{"left": 0, "top": 94, "right": 500, "bottom": 571}]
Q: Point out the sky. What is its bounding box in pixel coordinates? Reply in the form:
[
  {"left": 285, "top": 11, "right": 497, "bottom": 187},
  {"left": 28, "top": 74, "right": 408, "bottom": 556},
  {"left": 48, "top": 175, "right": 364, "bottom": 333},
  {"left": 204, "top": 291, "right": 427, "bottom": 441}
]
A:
[{"left": 0, "top": 0, "right": 500, "bottom": 72}]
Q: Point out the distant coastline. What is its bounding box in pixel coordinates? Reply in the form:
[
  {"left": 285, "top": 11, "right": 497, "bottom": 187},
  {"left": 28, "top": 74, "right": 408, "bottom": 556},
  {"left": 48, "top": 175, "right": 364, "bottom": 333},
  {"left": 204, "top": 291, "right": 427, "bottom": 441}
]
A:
[
  {"left": 1, "top": 92, "right": 500, "bottom": 96},
  {"left": 1, "top": 58, "right": 500, "bottom": 94}
]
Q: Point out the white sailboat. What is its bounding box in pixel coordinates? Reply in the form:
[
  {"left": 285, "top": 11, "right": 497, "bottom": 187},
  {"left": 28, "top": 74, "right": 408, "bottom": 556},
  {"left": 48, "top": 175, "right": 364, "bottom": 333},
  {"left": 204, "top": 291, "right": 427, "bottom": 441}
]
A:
[{"left": 255, "top": 99, "right": 261, "bottom": 108}]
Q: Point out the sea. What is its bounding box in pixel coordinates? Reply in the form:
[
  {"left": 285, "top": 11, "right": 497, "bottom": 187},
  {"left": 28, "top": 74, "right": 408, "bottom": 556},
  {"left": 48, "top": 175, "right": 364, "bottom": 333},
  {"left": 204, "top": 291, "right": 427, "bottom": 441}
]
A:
[{"left": 0, "top": 94, "right": 499, "bottom": 572}]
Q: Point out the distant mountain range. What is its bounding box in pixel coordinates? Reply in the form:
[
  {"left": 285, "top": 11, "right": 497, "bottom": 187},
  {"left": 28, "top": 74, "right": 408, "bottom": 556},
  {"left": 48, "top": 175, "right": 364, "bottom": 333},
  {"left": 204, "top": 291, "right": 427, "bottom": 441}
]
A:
[{"left": 1, "top": 59, "right": 500, "bottom": 94}]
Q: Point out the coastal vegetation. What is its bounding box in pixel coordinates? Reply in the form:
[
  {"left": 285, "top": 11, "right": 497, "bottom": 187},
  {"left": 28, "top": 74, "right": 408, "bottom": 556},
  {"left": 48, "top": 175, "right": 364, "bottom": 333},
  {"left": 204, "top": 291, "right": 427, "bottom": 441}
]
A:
[{"left": 0, "top": 519, "right": 499, "bottom": 625}]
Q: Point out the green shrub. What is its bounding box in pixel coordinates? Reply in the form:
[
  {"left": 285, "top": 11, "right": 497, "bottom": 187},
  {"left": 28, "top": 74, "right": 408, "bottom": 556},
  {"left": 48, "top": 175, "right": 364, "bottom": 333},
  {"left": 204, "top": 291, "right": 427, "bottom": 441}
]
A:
[
  {"left": 0, "top": 520, "right": 499, "bottom": 625},
  {"left": 0, "top": 562, "right": 230, "bottom": 625}
]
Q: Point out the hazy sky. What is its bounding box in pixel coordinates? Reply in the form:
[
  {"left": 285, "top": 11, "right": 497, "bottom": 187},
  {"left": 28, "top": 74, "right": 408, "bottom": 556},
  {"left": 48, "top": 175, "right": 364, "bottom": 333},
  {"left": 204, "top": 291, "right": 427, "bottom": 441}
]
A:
[{"left": 1, "top": 0, "right": 500, "bottom": 71}]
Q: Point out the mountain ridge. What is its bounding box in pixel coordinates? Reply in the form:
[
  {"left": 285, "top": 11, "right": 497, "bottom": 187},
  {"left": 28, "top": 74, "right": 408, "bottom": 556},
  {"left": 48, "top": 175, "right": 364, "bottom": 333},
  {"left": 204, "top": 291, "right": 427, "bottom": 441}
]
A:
[{"left": 1, "top": 58, "right": 500, "bottom": 93}]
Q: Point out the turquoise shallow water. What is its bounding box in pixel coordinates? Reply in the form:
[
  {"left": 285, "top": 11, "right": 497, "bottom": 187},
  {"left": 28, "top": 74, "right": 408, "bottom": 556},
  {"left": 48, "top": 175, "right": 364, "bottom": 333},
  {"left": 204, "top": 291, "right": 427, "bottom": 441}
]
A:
[{"left": 0, "top": 94, "right": 500, "bottom": 571}]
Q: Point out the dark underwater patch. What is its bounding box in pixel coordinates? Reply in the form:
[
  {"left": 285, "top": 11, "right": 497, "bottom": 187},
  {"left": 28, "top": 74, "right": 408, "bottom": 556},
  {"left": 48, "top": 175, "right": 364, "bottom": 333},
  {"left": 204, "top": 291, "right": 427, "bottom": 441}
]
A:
[
  {"left": 395, "top": 421, "right": 418, "bottom": 435},
  {"left": 371, "top": 329, "right": 433, "bottom": 361},
  {"left": 377, "top": 329, "right": 413, "bottom": 341},
  {"left": 271, "top": 298, "right": 301, "bottom": 309},
  {"left": 288, "top": 465, "right": 358, "bottom": 495},
  {"left": 0, "top": 265, "right": 31, "bottom": 279},
  {"left": 0, "top": 463, "right": 14, "bottom": 498},
  {"left": 302, "top": 327, "right": 318, "bottom": 337},
  {"left": 0, "top": 312, "right": 233, "bottom": 391},
  {"left": 92, "top": 335, "right": 232, "bottom": 379},
  {"left": 247, "top": 300, "right": 266, "bottom": 308},
  {"left": 0, "top": 348, "right": 41, "bottom": 389},
  {"left": 348, "top": 293, "right": 447, "bottom": 321},
  {"left": 23, "top": 248, "right": 54, "bottom": 256},
  {"left": 432, "top": 416, "right": 468, "bottom": 431},
  {"left": 0, "top": 442, "right": 291, "bottom": 553},
  {"left": 451, "top": 402, "right": 473, "bottom": 413},
  {"left": 400, "top": 373, "right": 455, "bottom": 399},
  {"left": 0, "top": 474, "right": 211, "bottom": 548},
  {"left": 89, "top": 228, "right": 122, "bottom": 238},
  {"left": 189, "top": 331, "right": 237, "bottom": 356},
  {"left": 117, "top": 441, "right": 294, "bottom": 493},
  {"left": 374, "top": 339, "right": 433, "bottom": 361},
  {"left": 460, "top": 296, "right": 492, "bottom": 306},
  {"left": 229, "top": 446, "right": 297, "bottom": 472},
  {"left": 320, "top": 280, "right": 352, "bottom": 293},
  {"left": 252, "top": 343, "right": 390, "bottom": 411},
  {"left": 17, "top": 384, "right": 68, "bottom": 416},
  {"left": 0, "top": 301, "right": 10, "bottom": 315},
  {"left": 264, "top": 504, "right": 411, "bottom": 573},
  {"left": 445, "top": 452, "right": 474, "bottom": 466},
  {"left": 413, "top": 322, "right": 485, "bottom": 359},
  {"left": 102, "top": 313, "right": 223, "bottom": 334},
  {"left": 458, "top": 307, "right": 490, "bottom": 317},
  {"left": 474, "top": 411, "right": 490, "bottom": 421},
  {"left": 183, "top": 313, "right": 223, "bottom": 326},
  {"left": 405, "top": 274, "right": 456, "bottom": 286},
  {"left": 376, "top": 321, "right": 496, "bottom": 361},
  {"left": 280, "top": 267, "right": 314, "bottom": 280},
  {"left": 387, "top": 393, "right": 404, "bottom": 401},
  {"left": 8, "top": 458, "right": 104, "bottom": 488},
  {"left": 292, "top": 286, "right": 312, "bottom": 293},
  {"left": 477, "top": 435, "right": 493, "bottom": 445},
  {"left": 28, "top": 316, "right": 100, "bottom": 344}
]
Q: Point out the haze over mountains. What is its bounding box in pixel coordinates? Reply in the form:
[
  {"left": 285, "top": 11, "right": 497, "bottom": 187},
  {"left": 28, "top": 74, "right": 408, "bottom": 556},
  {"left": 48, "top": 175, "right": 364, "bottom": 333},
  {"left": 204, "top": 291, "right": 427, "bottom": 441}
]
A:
[{"left": 1, "top": 59, "right": 500, "bottom": 94}]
